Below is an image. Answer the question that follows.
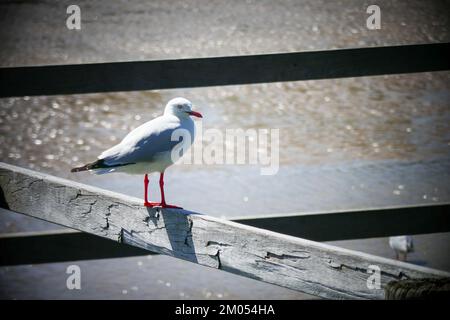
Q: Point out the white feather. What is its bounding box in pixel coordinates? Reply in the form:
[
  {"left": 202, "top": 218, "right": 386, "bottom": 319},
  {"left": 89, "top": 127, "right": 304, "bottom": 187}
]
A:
[
  {"left": 389, "top": 235, "right": 414, "bottom": 253},
  {"left": 92, "top": 98, "right": 197, "bottom": 175}
]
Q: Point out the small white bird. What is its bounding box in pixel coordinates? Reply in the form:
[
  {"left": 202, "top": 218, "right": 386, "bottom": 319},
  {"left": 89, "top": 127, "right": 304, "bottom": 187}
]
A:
[
  {"left": 389, "top": 235, "right": 414, "bottom": 261},
  {"left": 71, "top": 97, "right": 203, "bottom": 209}
]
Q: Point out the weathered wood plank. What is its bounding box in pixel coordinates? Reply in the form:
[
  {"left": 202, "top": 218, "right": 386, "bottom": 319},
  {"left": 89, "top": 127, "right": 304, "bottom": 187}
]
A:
[
  {"left": 0, "top": 225, "right": 152, "bottom": 266},
  {"left": 1, "top": 202, "right": 447, "bottom": 266},
  {"left": 0, "top": 162, "right": 448, "bottom": 300},
  {"left": 233, "top": 203, "right": 450, "bottom": 241},
  {"left": 0, "top": 43, "right": 449, "bottom": 97}
]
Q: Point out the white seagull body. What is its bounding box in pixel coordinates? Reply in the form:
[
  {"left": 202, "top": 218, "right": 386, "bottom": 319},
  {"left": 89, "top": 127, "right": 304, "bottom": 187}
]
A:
[
  {"left": 71, "top": 97, "right": 202, "bottom": 208},
  {"left": 389, "top": 235, "right": 414, "bottom": 261},
  {"left": 96, "top": 111, "right": 195, "bottom": 175}
]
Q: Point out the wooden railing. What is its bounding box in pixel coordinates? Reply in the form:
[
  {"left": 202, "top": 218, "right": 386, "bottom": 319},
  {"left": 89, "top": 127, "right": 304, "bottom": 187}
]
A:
[{"left": 1, "top": 162, "right": 449, "bottom": 300}]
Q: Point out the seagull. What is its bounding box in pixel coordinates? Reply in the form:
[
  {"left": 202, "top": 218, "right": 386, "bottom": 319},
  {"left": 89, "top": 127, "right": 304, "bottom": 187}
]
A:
[
  {"left": 71, "top": 97, "right": 202, "bottom": 209},
  {"left": 389, "top": 235, "right": 414, "bottom": 261}
]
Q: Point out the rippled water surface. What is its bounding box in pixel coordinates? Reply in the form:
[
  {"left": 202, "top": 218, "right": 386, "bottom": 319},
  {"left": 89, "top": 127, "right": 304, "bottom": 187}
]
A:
[{"left": 1, "top": 73, "right": 450, "bottom": 174}]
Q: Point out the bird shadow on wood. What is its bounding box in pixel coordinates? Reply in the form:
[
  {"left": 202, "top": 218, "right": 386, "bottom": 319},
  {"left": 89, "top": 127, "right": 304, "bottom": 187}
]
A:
[
  {"left": 146, "top": 207, "right": 198, "bottom": 264},
  {"left": 406, "top": 259, "right": 428, "bottom": 267},
  {"left": 0, "top": 186, "right": 9, "bottom": 210}
]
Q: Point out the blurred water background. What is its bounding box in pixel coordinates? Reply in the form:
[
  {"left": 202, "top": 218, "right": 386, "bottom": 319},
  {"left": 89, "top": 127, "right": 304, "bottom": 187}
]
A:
[{"left": 0, "top": 0, "right": 449, "bottom": 299}]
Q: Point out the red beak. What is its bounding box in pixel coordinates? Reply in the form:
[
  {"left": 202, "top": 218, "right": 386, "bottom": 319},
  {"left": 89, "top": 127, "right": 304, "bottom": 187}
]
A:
[{"left": 188, "top": 111, "right": 203, "bottom": 118}]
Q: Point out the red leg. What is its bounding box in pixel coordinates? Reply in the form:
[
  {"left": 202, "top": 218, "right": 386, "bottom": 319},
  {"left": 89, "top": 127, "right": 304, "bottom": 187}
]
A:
[
  {"left": 158, "top": 172, "right": 182, "bottom": 209},
  {"left": 143, "top": 173, "right": 181, "bottom": 209},
  {"left": 144, "top": 174, "right": 149, "bottom": 203},
  {"left": 143, "top": 174, "right": 159, "bottom": 207},
  {"left": 159, "top": 172, "right": 166, "bottom": 205}
]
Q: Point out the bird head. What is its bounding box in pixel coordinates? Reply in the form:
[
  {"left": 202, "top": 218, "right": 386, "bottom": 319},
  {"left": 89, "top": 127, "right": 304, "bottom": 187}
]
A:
[{"left": 164, "top": 97, "right": 203, "bottom": 119}]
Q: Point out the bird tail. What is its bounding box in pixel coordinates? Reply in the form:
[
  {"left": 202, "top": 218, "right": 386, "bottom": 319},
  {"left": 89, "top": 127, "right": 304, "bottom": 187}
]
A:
[
  {"left": 71, "top": 159, "right": 105, "bottom": 172},
  {"left": 71, "top": 159, "right": 134, "bottom": 173}
]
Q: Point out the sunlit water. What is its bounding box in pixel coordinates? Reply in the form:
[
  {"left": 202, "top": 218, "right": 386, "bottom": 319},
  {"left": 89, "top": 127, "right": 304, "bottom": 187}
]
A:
[{"left": 0, "top": 0, "right": 449, "bottom": 299}]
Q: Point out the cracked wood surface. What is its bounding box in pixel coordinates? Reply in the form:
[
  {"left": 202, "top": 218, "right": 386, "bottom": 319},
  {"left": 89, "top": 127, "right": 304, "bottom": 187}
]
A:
[{"left": 0, "top": 162, "right": 448, "bottom": 300}]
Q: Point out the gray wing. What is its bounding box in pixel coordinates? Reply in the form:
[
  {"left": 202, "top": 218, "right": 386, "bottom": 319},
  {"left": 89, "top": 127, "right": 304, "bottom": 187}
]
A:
[{"left": 99, "top": 116, "right": 186, "bottom": 165}]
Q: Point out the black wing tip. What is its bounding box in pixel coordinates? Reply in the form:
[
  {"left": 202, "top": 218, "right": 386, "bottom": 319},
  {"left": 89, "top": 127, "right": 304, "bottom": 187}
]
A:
[
  {"left": 70, "top": 159, "right": 103, "bottom": 173},
  {"left": 71, "top": 165, "right": 89, "bottom": 173},
  {"left": 70, "top": 159, "right": 133, "bottom": 173}
]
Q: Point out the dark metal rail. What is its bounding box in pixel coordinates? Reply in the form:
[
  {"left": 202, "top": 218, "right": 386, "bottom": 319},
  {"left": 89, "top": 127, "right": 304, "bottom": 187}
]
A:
[
  {"left": 0, "top": 228, "right": 152, "bottom": 266},
  {"left": 0, "top": 43, "right": 449, "bottom": 97},
  {"left": 234, "top": 203, "right": 450, "bottom": 242}
]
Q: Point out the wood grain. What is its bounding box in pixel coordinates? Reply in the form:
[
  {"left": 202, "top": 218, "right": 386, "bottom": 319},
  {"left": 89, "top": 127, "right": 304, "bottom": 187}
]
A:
[{"left": 0, "top": 162, "right": 448, "bottom": 299}]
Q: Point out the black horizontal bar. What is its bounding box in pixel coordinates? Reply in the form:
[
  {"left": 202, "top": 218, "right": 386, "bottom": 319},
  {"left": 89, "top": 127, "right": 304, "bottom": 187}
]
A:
[
  {"left": 0, "top": 43, "right": 449, "bottom": 97},
  {"left": 234, "top": 203, "right": 450, "bottom": 242},
  {"left": 0, "top": 229, "right": 152, "bottom": 266}
]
